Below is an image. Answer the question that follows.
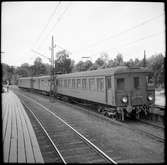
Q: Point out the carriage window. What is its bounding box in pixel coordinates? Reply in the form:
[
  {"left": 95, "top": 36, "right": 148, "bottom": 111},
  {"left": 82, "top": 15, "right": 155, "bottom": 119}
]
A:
[
  {"left": 64, "top": 79, "right": 67, "bottom": 88},
  {"left": 56, "top": 79, "right": 58, "bottom": 87},
  {"left": 89, "top": 78, "right": 95, "bottom": 91},
  {"left": 57, "top": 80, "right": 59, "bottom": 87},
  {"left": 146, "top": 74, "right": 154, "bottom": 87},
  {"left": 72, "top": 79, "right": 75, "bottom": 88},
  {"left": 106, "top": 77, "right": 111, "bottom": 89},
  {"left": 77, "top": 79, "right": 81, "bottom": 88},
  {"left": 68, "top": 79, "right": 71, "bottom": 88},
  {"left": 134, "top": 77, "right": 139, "bottom": 89},
  {"left": 97, "top": 78, "right": 104, "bottom": 92},
  {"left": 59, "top": 79, "right": 63, "bottom": 88},
  {"left": 58, "top": 80, "right": 60, "bottom": 87},
  {"left": 117, "top": 78, "right": 124, "bottom": 90},
  {"left": 61, "top": 80, "right": 63, "bottom": 88},
  {"left": 82, "top": 79, "right": 87, "bottom": 89}
]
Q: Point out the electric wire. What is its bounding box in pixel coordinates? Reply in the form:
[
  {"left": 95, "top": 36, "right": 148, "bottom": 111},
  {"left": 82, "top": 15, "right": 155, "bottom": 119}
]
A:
[
  {"left": 73, "top": 13, "right": 164, "bottom": 53},
  {"left": 38, "top": 2, "right": 72, "bottom": 49},
  {"left": 35, "top": 2, "right": 61, "bottom": 47},
  {"left": 92, "top": 31, "right": 164, "bottom": 57}
]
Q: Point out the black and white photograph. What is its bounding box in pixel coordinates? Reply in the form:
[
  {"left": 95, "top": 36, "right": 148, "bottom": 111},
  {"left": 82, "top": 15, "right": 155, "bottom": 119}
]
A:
[{"left": 2, "top": 1, "right": 165, "bottom": 163}]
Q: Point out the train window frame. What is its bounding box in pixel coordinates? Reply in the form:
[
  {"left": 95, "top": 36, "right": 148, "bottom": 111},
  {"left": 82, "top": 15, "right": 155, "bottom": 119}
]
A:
[
  {"left": 96, "top": 78, "right": 104, "bottom": 92},
  {"left": 68, "top": 79, "right": 71, "bottom": 88},
  {"left": 146, "top": 74, "right": 154, "bottom": 87},
  {"left": 77, "top": 79, "right": 81, "bottom": 88},
  {"left": 82, "top": 78, "right": 87, "bottom": 89},
  {"left": 134, "top": 77, "right": 140, "bottom": 89},
  {"left": 89, "top": 78, "right": 95, "bottom": 91},
  {"left": 106, "top": 77, "right": 111, "bottom": 89},
  {"left": 117, "top": 78, "right": 125, "bottom": 90},
  {"left": 72, "top": 79, "right": 75, "bottom": 88},
  {"left": 59, "top": 79, "right": 63, "bottom": 88},
  {"left": 64, "top": 79, "right": 67, "bottom": 88}
]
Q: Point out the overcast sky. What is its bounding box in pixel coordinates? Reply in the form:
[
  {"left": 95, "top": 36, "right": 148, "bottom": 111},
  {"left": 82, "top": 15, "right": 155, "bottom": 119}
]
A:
[{"left": 1, "top": 1, "right": 165, "bottom": 66}]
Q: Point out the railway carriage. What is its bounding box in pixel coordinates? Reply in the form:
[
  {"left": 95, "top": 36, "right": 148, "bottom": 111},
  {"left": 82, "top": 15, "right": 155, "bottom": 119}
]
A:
[
  {"left": 18, "top": 77, "right": 32, "bottom": 89},
  {"left": 18, "top": 66, "right": 155, "bottom": 120}
]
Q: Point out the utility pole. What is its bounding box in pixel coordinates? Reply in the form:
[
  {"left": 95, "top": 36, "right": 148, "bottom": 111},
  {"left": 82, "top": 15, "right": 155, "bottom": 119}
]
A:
[
  {"left": 49, "top": 35, "right": 56, "bottom": 101},
  {"left": 143, "top": 50, "right": 146, "bottom": 67}
]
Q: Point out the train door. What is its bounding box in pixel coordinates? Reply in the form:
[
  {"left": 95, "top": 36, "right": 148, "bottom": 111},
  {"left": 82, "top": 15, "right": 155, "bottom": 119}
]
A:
[
  {"left": 126, "top": 73, "right": 146, "bottom": 106},
  {"left": 105, "top": 76, "right": 112, "bottom": 105}
]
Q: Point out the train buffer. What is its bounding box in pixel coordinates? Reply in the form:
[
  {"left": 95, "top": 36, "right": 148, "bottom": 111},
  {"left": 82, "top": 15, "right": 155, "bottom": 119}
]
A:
[{"left": 2, "top": 90, "right": 44, "bottom": 163}]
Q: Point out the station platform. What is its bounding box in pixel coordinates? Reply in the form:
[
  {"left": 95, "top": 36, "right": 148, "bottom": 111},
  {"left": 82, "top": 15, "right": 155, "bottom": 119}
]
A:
[{"left": 2, "top": 90, "right": 44, "bottom": 163}]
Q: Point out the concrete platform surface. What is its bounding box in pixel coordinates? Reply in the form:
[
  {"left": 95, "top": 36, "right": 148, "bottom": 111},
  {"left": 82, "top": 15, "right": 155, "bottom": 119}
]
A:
[{"left": 2, "top": 90, "right": 44, "bottom": 163}]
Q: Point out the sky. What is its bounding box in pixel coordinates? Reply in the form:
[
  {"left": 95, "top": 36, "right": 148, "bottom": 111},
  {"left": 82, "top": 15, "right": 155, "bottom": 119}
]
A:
[{"left": 1, "top": 1, "right": 165, "bottom": 67}]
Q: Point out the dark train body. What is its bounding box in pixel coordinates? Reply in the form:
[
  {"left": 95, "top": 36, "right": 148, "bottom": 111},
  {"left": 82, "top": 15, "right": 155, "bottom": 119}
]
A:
[{"left": 18, "top": 66, "right": 155, "bottom": 120}]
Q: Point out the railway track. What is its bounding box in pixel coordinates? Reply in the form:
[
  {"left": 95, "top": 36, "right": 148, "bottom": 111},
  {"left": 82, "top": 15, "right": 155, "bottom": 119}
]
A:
[
  {"left": 55, "top": 96, "right": 165, "bottom": 143},
  {"left": 137, "top": 119, "right": 164, "bottom": 129},
  {"left": 22, "top": 101, "right": 65, "bottom": 163},
  {"left": 153, "top": 105, "right": 165, "bottom": 111},
  {"left": 15, "top": 88, "right": 164, "bottom": 145},
  {"left": 56, "top": 100, "right": 165, "bottom": 143},
  {"left": 18, "top": 92, "right": 117, "bottom": 164},
  {"left": 122, "top": 120, "right": 165, "bottom": 143}
]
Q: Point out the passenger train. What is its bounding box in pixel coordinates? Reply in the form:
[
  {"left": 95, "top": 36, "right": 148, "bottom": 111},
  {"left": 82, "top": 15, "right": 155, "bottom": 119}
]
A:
[{"left": 18, "top": 66, "right": 155, "bottom": 120}]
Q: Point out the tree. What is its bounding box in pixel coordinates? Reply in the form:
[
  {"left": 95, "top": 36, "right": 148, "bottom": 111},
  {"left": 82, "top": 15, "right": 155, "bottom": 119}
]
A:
[
  {"left": 95, "top": 58, "right": 105, "bottom": 67},
  {"left": 74, "top": 60, "right": 93, "bottom": 72},
  {"left": 32, "top": 57, "right": 47, "bottom": 76},
  {"left": 16, "top": 63, "right": 30, "bottom": 77},
  {"left": 134, "top": 58, "right": 140, "bottom": 65},
  {"left": 84, "top": 60, "right": 93, "bottom": 70},
  {"left": 55, "top": 50, "right": 74, "bottom": 74},
  {"left": 107, "top": 59, "right": 114, "bottom": 68},
  {"left": 125, "top": 58, "right": 134, "bottom": 67},
  {"left": 74, "top": 61, "right": 85, "bottom": 72},
  {"left": 89, "top": 63, "right": 99, "bottom": 70},
  {"left": 100, "top": 52, "right": 109, "bottom": 65},
  {"left": 114, "top": 53, "right": 124, "bottom": 66},
  {"left": 2, "top": 63, "right": 10, "bottom": 83},
  {"left": 147, "top": 53, "right": 164, "bottom": 87}
]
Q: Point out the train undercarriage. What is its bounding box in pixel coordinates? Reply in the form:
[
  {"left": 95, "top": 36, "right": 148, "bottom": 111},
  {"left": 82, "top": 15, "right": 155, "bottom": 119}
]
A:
[
  {"left": 98, "top": 104, "right": 151, "bottom": 121},
  {"left": 19, "top": 87, "right": 151, "bottom": 121}
]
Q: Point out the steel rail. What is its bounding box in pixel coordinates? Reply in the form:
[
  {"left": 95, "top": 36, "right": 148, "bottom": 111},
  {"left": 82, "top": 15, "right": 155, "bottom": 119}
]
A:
[
  {"left": 21, "top": 99, "right": 67, "bottom": 164},
  {"left": 16, "top": 91, "right": 117, "bottom": 164},
  {"left": 153, "top": 105, "right": 165, "bottom": 110}
]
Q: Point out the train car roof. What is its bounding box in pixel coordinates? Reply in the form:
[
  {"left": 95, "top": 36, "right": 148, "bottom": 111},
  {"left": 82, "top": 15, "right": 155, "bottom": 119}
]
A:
[
  {"left": 19, "top": 75, "right": 50, "bottom": 80},
  {"left": 57, "top": 66, "right": 152, "bottom": 78},
  {"left": 19, "top": 66, "right": 152, "bottom": 80}
]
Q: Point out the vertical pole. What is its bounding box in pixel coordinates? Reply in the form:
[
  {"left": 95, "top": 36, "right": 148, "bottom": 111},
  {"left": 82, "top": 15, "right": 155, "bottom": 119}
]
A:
[
  {"left": 50, "top": 35, "right": 56, "bottom": 101},
  {"left": 50, "top": 36, "right": 54, "bottom": 98},
  {"left": 143, "top": 50, "right": 146, "bottom": 67}
]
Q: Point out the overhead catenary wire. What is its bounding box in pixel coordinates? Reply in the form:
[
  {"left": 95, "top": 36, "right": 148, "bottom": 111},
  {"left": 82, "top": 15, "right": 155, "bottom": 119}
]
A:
[
  {"left": 35, "top": 2, "right": 61, "bottom": 47},
  {"left": 38, "top": 2, "right": 72, "bottom": 49},
  {"left": 73, "top": 13, "right": 164, "bottom": 54},
  {"left": 31, "top": 49, "right": 51, "bottom": 61},
  {"left": 30, "top": 2, "right": 72, "bottom": 63},
  {"left": 117, "top": 31, "right": 164, "bottom": 49},
  {"left": 92, "top": 31, "right": 164, "bottom": 57}
]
